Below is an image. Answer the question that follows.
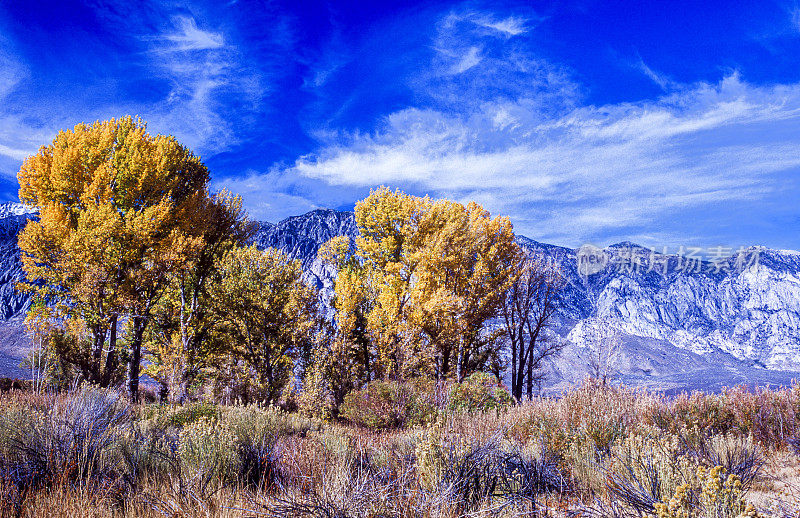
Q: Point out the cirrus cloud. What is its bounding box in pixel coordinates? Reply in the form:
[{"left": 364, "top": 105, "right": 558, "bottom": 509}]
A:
[{"left": 282, "top": 73, "right": 800, "bottom": 246}]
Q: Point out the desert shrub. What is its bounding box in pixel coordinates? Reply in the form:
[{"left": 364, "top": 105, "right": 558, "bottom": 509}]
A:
[
  {"left": 685, "top": 433, "right": 764, "bottom": 490},
  {"left": 723, "top": 385, "right": 799, "bottom": 448},
  {"left": 655, "top": 466, "right": 748, "bottom": 518},
  {"left": 340, "top": 379, "right": 436, "bottom": 430},
  {"left": 497, "top": 439, "right": 570, "bottom": 505},
  {"left": 560, "top": 433, "right": 602, "bottom": 497},
  {"left": 447, "top": 372, "right": 513, "bottom": 413},
  {"left": 116, "top": 423, "right": 178, "bottom": 493},
  {"left": 593, "top": 430, "right": 761, "bottom": 518},
  {"left": 601, "top": 430, "right": 694, "bottom": 514},
  {"left": 178, "top": 416, "right": 238, "bottom": 483},
  {"left": 250, "top": 445, "right": 414, "bottom": 518},
  {"left": 159, "top": 401, "right": 220, "bottom": 428},
  {"left": 226, "top": 405, "right": 320, "bottom": 439},
  {"left": 647, "top": 385, "right": 800, "bottom": 451},
  {"left": 696, "top": 466, "right": 747, "bottom": 518},
  {"left": 0, "top": 386, "right": 130, "bottom": 490},
  {"left": 557, "top": 382, "right": 655, "bottom": 459},
  {"left": 276, "top": 435, "right": 337, "bottom": 493},
  {"left": 225, "top": 406, "right": 315, "bottom": 489},
  {"left": 505, "top": 400, "right": 574, "bottom": 459},
  {"left": 414, "top": 423, "right": 570, "bottom": 512},
  {"left": 175, "top": 406, "right": 318, "bottom": 487},
  {"left": 414, "top": 424, "right": 502, "bottom": 511},
  {"left": 654, "top": 391, "right": 736, "bottom": 446}
]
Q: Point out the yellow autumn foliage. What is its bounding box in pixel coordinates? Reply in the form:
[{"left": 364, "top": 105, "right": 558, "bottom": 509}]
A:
[{"left": 327, "top": 186, "right": 522, "bottom": 381}]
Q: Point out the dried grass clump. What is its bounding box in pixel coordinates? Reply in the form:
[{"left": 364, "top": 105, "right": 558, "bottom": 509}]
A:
[
  {"left": 649, "top": 384, "right": 800, "bottom": 449},
  {"left": 1, "top": 380, "right": 797, "bottom": 517}
]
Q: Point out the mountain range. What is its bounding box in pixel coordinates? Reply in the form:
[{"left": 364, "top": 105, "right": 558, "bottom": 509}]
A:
[{"left": 1, "top": 203, "right": 799, "bottom": 392}]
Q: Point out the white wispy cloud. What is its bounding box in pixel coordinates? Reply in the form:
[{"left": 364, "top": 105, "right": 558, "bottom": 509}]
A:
[
  {"left": 447, "top": 46, "right": 482, "bottom": 74},
  {"left": 0, "top": 47, "right": 24, "bottom": 100},
  {"left": 280, "top": 71, "right": 800, "bottom": 246},
  {"left": 161, "top": 16, "right": 225, "bottom": 51},
  {"left": 0, "top": 44, "right": 54, "bottom": 172},
  {"left": 0, "top": 4, "right": 275, "bottom": 186},
  {"left": 239, "top": 6, "right": 800, "bottom": 246},
  {"left": 474, "top": 14, "right": 528, "bottom": 36},
  {"left": 144, "top": 15, "right": 263, "bottom": 154},
  {"left": 214, "top": 168, "right": 367, "bottom": 223},
  {"left": 207, "top": 6, "right": 800, "bottom": 246},
  {"left": 635, "top": 59, "right": 673, "bottom": 90}
]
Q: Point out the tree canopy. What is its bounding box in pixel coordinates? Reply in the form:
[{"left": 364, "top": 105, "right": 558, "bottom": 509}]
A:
[
  {"left": 18, "top": 116, "right": 213, "bottom": 400},
  {"left": 324, "top": 187, "right": 522, "bottom": 382},
  {"left": 211, "top": 245, "right": 319, "bottom": 404}
]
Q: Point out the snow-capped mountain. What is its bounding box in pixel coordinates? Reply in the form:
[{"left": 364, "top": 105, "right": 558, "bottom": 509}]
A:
[
  {"left": 0, "top": 202, "right": 36, "bottom": 220},
  {"left": 1, "top": 205, "right": 799, "bottom": 391},
  {"left": 519, "top": 239, "right": 800, "bottom": 368},
  {"left": 0, "top": 204, "right": 39, "bottom": 379},
  {"left": 247, "top": 210, "right": 800, "bottom": 391},
  {"left": 516, "top": 238, "right": 800, "bottom": 392}
]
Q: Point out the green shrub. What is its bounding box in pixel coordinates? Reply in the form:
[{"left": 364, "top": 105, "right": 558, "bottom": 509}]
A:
[
  {"left": 178, "top": 416, "right": 238, "bottom": 481},
  {"left": 340, "top": 379, "right": 436, "bottom": 430},
  {"left": 175, "top": 405, "right": 321, "bottom": 487},
  {"left": 447, "top": 372, "right": 513, "bottom": 413},
  {"left": 160, "top": 401, "right": 220, "bottom": 428}
]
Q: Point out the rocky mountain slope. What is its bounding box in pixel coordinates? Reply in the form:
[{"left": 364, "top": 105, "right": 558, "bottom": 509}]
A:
[
  {"left": 0, "top": 203, "right": 39, "bottom": 377},
  {"left": 516, "top": 238, "right": 800, "bottom": 392},
  {"left": 248, "top": 209, "right": 800, "bottom": 391},
  {"left": 1, "top": 205, "right": 799, "bottom": 391},
  {"left": 252, "top": 209, "right": 358, "bottom": 307}
]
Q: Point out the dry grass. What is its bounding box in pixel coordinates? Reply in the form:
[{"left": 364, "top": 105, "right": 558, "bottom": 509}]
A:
[{"left": 1, "top": 381, "right": 799, "bottom": 517}]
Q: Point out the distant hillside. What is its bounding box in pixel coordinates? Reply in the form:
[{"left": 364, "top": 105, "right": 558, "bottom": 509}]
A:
[{"left": 1, "top": 204, "right": 799, "bottom": 392}]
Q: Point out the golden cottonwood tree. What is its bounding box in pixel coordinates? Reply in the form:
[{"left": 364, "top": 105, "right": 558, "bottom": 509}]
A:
[
  {"left": 409, "top": 198, "right": 522, "bottom": 380},
  {"left": 317, "top": 235, "right": 374, "bottom": 404},
  {"left": 17, "top": 117, "right": 210, "bottom": 400},
  {"left": 211, "top": 245, "right": 319, "bottom": 405},
  {"left": 352, "top": 188, "right": 423, "bottom": 379},
  {"left": 331, "top": 187, "right": 521, "bottom": 381},
  {"left": 144, "top": 191, "right": 254, "bottom": 402}
]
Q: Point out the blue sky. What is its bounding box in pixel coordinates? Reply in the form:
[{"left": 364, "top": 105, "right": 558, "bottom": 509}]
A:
[{"left": 0, "top": 0, "right": 799, "bottom": 250}]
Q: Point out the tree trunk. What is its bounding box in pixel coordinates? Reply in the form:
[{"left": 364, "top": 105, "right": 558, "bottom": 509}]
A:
[
  {"left": 362, "top": 338, "right": 371, "bottom": 382},
  {"left": 91, "top": 326, "right": 107, "bottom": 384},
  {"left": 127, "top": 316, "right": 145, "bottom": 402},
  {"left": 101, "top": 315, "right": 117, "bottom": 387},
  {"left": 526, "top": 338, "right": 533, "bottom": 400},
  {"left": 263, "top": 337, "right": 274, "bottom": 404},
  {"left": 158, "top": 381, "right": 168, "bottom": 403},
  {"left": 514, "top": 341, "right": 526, "bottom": 402},
  {"left": 510, "top": 337, "right": 518, "bottom": 400},
  {"left": 441, "top": 344, "right": 451, "bottom": 379}
]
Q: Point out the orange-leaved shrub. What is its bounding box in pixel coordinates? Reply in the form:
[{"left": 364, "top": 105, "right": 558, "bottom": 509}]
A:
[{"left": 339, "top": 379, "right": 439, "bottom": 429}]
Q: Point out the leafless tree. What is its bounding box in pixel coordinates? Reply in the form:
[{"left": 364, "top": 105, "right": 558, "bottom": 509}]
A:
[
  {"left": 500, "top": 255, "right": 565, "bottom": 402},
  {"left": 587, "top": 319, "right": 622, "bottom": 386}
]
